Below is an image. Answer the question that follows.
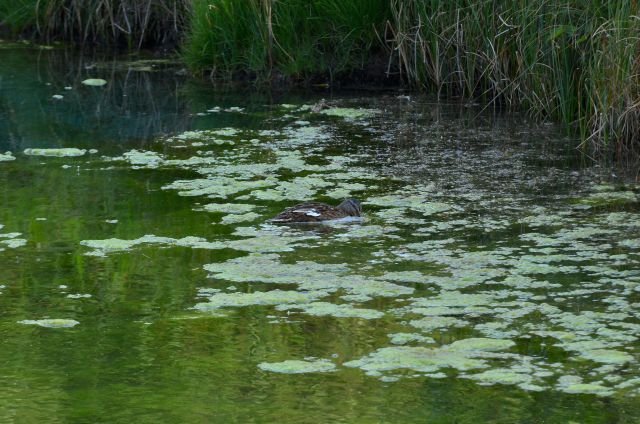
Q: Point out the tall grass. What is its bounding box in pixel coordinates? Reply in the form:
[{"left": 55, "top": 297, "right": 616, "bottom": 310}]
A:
[
  {"left": 388, "top": 1, "right": 640, "bottom": 155},
  {"left": 184, "top": 0, "right": 390, "bottom": 81},
  {"left": 2, "top": 0, "right": 640, "bottom": 154},
  {"left": 0, "top": 0, "right": 190, "bottom": 48},
  {"left": 184, "top": 0, "right": 640, "bottom": 155}
]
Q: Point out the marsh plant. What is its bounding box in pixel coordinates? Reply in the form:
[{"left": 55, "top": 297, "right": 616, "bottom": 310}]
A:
[
  {"left": 2, "top": 1, "right": 640, "bottom": 152},
  {"left": 0, "top": 0, "right": 190, "bottom": 47},
  {"left": 184, "top": 0, "right": 388, "bottom": 81}
]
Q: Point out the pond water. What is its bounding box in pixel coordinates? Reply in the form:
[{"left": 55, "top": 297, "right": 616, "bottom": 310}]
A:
[{"left": 1, "top": 43, "right": 640, "bottom": 423}]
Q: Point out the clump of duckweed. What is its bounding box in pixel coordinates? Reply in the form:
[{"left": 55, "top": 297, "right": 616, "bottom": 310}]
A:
[
  {"left": 80, "top": 232, "right": 314, "bottom": 256},
  {"left": 258, "top": 358, "right": 336, "bottom": 374},
  {"left": 220, "top": 213, "right": 261, "bottom": 224},
  {"left": 116, "top": 150, "right": 165, "bottom": 168},
  {"left": 163, "top": 177, "right": 273, "bottom": 198},
  {"left": 203, "top": 254, "right": 412, "bottom": 300},
  {"left": 577, "top": 348, "right": 633, "bottom": 365},
  {"left": 556, "top": 375, "right": 613, "bottom": 396},
  {"left": 277, "top": 301, "right": 383, "bottom": 320},
  {"left": 344, "top": 338, "right": 514, "bottom": 375},
  {"left": 81, "top": 78, "right": 107, "bottom": 86},
  {"left": 67, "top": 293, "right": 92, "bottom": 299},
  {"left": 1, "top": 238, "right": 27, "bottom": 249},
  {"left": 80, "top": 235, "right": 177, "bottom": 256},
  {"left": 18, "top": 319, "right": 79, "bottom": 328},
  {"left": 366, "top": 193, "right": 456, "bottom": 216},
  {"left": 388, "top": 333, "right": 435, "bottom": 345},
  {"left": 0, "top": 230, "right": 28, "bottom": 251},
  {"left": 203, "top": 203, "right": 257, "bottom": 214},
  {"left": 24, "top": 148, "right": 86, "bottom": 157},
  {"left": 0, "top": 152, "right": 15, "bottom": 161},
  {"left": 578, "top": 184, "right": 638, "bottom": 206},
  {"left": 193, "top": 289, "right": 325, "bottom": 312},
  {"left": 165, "top": 129, "right": 238, "bottom": 145},
  {"left": 319, "top": 107, "right": 380, "bottom": 122}
]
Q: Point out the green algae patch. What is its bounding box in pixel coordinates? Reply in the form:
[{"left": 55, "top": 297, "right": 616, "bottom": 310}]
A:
[
  {"left": 81, "top": 78, "right": 108, "bottom": 86},
  {"left": 203, "top": 254, "right": 412, "bottom": 300},
  {"left": 18, "top": 319, "right": 79, "bottom": 328},
  {"left": 118, "top": 150, "right": 165, "bottom": 168},
  {"left": 258, "top": 358, "right": 336, "bottom": 374},
  {"left": 0, "top": 230, "right": 28, "bottom": 251},
  {"left": 579, "top": 349, "right": 633, "bottom": 365},
  {"left": 579, "top": 185, "right": 638, "bottom": 206},
  {"left": 410, "top": 291, "right": 494, "bottom": 309},
  {"left": 344, "top": 346, "right": 487, "bottom": 374},
  {"left": 561, "top": 383, "right": 613, "bottom": 396},
  {"left": 0, "top": 152, "right": 15, "bottom": 162},
  {"left": 319, "top": 107, "right": 379, "bottom": 121},
  {"left": 278, "top": 302, "right": 383, "bottom": 319},
  {"left": 24, "top": 148, "right": 86, "bottom": 157},
  {"left": 557, "top": 376, "right": 613, "bottom": 396},
  {"left": 80, "top": 235, "right": 226, "bottom": 256},
  {"left": 80, "top": 235, "right": 173, "bottom": 256},
  {"left": 227, "top": 234, "right": 305, "bottom": 253},
  {"left": 221, "top": 212, "right": 261, "bottom": 224},
  {"left": 193, "top": 289, "right": 324, "bottom": 311},
  {"left": 82, "top": 232, "right": 312, "bottom": 257},
  {"left": 409, "top": 316, "right": 469, "bottom": 332},
  {"left": 464, "top": 368, "right": 538, "bottom": 388},
  {"left": 389, "top": 333, "right": 436, "bottom": 345},
  {"left": 366, "top": 194, "right": 455, "bottom": 216},
  {"left": 67, "top": 293, "right": 91, "bottom": 299},
  {"left": 381, "top": 271, "right": 429, "bottom": 284},
  {"left": 204, "top": 203, "right": 257, "bottom": 214},
  {"left": 203, "top": 254, "right": 340, "bottom": 285},
  {"left": 619, "top": 239, "right": 640, "bottom": 249},
  {"left": 166, "top": 129, "right": 238, "bottom": 144},
  {"left": 163, "top": 177, "right": 273, "bottom": 198},
  {"left": 345, "top": 337, "right": 516, "bottom": 378},
  {"left": 1, "top": 238, "right": 27, "bottom": 249},
  {"left": 445, "top": 338, "right": 515, "bottom": 352}
]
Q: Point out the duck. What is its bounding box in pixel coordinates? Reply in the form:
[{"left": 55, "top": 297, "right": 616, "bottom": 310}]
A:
[
  {"left": 311, "top": 98, "right": 330, "bottom": 113},
  {"left": 269, "top": 198, "right": 362, "bottom": 223}
]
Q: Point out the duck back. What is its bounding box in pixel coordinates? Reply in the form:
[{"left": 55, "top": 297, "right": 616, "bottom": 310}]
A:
[{"left": 270, "top": 202, "right": 349, "bottom": 223}]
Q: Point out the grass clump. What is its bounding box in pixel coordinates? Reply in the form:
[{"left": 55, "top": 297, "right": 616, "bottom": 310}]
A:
[
  {"left": 0, "top": 0, "right": 190, "bottom": 48},
  {"left": 184, "top": 0, "right": 391, "bottom": 81},
  {"left": 388, "top": 1, "right": 640, "bottom": 156},
  {"left": 184, "top": 0, "right": 640, "bottom": 155}
]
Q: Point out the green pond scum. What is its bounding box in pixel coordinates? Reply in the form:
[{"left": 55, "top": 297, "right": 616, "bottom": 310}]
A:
[{"left": 1, "top": 46, "right": 640, "bottom": 423}]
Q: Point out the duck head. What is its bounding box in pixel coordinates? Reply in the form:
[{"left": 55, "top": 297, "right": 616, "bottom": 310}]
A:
[{"left": 337, "top": 198, "right": 362, "bottom": 216}]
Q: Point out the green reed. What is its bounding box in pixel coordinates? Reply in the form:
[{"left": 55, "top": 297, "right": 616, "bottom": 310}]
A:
[
  {"left": 184, "top": 0, "right": 390, "bottom": 81},
  {"left": 2, "top": 0, "right": 639, "bottom": 154},
  {"left": 184, "top": 0, "right": 640, "bottom": 155},
  {"left": 0, "top": 0, "right": 190, "bottom": 48},
  {"left": 389, "top": 1, "right": 640, "bottom": 155}
]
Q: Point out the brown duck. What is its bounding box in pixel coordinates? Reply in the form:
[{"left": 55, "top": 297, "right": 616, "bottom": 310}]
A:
[{"left": 270, "top": 199, "right": 362, "bottom": 223}]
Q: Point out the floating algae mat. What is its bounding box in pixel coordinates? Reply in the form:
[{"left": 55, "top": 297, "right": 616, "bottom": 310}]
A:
[
  {"left": 2, "top": 47, "right": 640, "bottom": 423},
  {"left": 17, "top": 318, "right": 80, "bottom": 328},
  {"left": 23, "top": 148, "right": 87, "bottom": 157}
]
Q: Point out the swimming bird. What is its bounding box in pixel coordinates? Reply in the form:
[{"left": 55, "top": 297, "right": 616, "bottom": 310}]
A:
[
  {"left": 311, "top": 98, "right": 330, "bottom": 113},
  {"left": 269, "top": 199, "right": 362, "bottom": 223}
]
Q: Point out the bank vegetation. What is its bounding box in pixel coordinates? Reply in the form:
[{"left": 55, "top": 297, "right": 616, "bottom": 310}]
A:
[{"left": 2, "top": 0, "right": 639, "bottom": 156}]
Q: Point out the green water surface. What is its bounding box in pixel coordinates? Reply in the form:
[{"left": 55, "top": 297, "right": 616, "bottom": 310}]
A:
[{"left": 0, "top": 43, "right": 639, "bottom": 423}]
